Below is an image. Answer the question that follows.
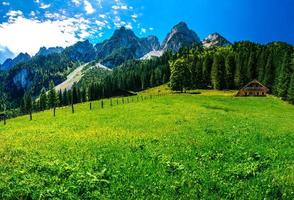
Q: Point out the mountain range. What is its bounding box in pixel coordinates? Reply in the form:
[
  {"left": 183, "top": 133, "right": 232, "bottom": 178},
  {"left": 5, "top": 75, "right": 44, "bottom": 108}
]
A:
[
  {"left": 0, "top": 22, "right": 232, "bottom": 101},
  {"left": 0, "top": 22, "right": 230, "bottom": 71}
]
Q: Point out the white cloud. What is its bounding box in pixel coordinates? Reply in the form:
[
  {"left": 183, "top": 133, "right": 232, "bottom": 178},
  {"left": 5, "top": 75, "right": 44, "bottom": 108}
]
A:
[
  {"left": 141, "top": 28, "right": 146, "bottom": 33},
  {"left": 131, "top": 14, "right": 138, "bottom": 19},
  {"left": 120, "top": 5, "right": 128, "bottom": 10},
  {"left": 78, "top": 30, "right": 90, "bottom": 39},
  {"left": 30, "top": 11, "right": 36, "bottom": 17},
  {"left": 72, "top": 0, "right": 81, "bottom": 6},
  {"left": 97, "top": 0, "right": 103, "bottom": 8},
  {"left": 114, "top": 16, "right": 121, "bottom": 22},
  {"left": 112, "top": 5, "right": 130, "bottom": 10},
  {"left": 44, "top": 12, "right": 67, "bottom": 20},
  {"left": 6, "top": 10, "right": 23, "bottom": 18},
  {"left": 2, "top": 2, "right": 10, "bottom": 6},
  {"left": 98, "top": 32, "right": 104, "bottom": 37},
  {"left": 84, "top": 0, "right": 95, "bottom": 14},
  {"left": 95, "top": 20, "right": 107, "bottom": 27},
  {"left": 125, "top": 23, "right": 133, "bottom": 29},
  {"left": 40, "top": 3, "right": 51, "bottom": 9},
  {"left": 149, "top": 27, "right": 154, "bottom": 31},
  {"left": 99, "top": 14, "right": 106, "bottom": 19},
  {"left": 0, "top": 17, "right": 83, "bottom": 56}
]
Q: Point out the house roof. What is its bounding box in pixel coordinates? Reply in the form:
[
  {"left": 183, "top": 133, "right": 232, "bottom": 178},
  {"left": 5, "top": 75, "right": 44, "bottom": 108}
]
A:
[{"left": 241, "top": 79, "right": 269, "bottom": 91}]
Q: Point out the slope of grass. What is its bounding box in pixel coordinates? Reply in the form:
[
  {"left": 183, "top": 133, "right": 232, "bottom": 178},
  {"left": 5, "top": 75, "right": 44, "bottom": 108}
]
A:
[{"left": 0, "top": 90, "right": 294, "bottom": 199}]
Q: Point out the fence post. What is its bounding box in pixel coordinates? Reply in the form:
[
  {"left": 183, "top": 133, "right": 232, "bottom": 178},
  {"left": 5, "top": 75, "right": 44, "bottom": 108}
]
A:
[
  {"left": 90, "top": 102, "right": 92, "bottom": 110},
  {"left": 101, "top": 100, "right": 104, "bottom": 109},
  {"left": 53, "top": 107, "right": 56, "bottom": 117},
  {"left": 72, "top": 103, "right": 74, "bottom": 114},
  {"left": 29, "top": 111, "right": 32, "bottom": 121},
  {"left": 110, "top": 99, "right": 112, "bottom": 107},
  {"left": 117, "top": 98, "right": 119, "bottom": 105},
  {"left": 122, "top": 98, "right": 124, "bottom": 104},
  {"left": 127, "top": 98, "right": 129, "bottom": 104}
]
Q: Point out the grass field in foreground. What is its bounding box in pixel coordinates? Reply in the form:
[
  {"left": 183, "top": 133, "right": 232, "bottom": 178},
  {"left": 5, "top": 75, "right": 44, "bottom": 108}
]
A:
[{"left": 0, "top": 88, "right": 294, "bottom": 199}]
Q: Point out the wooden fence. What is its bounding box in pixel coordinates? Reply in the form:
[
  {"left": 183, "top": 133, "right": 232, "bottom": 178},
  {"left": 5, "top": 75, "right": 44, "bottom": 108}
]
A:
[{"left": 1, "top": 93, "right": 170, "bottom": 125}]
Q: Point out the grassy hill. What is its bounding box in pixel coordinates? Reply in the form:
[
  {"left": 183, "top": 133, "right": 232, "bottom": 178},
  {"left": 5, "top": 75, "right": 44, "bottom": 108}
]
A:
[{"left": 0, "top": 86, "right": 294, "bottom": 199}]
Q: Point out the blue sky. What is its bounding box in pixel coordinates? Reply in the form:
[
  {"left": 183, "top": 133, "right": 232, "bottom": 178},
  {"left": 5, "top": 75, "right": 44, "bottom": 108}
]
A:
[{"left": 0, "top": 0, "right": 293, "bottom": 63}]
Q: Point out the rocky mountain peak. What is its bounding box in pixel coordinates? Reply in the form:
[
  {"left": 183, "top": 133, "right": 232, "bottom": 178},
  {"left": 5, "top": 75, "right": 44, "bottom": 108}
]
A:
[
  {"left": 172, "top": 22, "right": 189, "bottom": 31},
  {"left": 202, "top": 32, "right": 231, "bottom": 48},
  {"left": 96, "top": 27, "right": 161, "bottom": 68},
  {"left": 140, "top": 35, "right": 160, "bottom": 51},
  {"left": 161, "top": 22, "right": 201, "bottom": 53},
  {"left": 63, "top": 40, "right": 96, "bottom": 62},
  {"left": 36, "top": 46, "right": 64, "bottom": 57},
  {"left": 0, "top": 52, "right": 31, "bottom": 71},
  {"left": 111, "top": 26, "right": 137, "bottom": 40}
]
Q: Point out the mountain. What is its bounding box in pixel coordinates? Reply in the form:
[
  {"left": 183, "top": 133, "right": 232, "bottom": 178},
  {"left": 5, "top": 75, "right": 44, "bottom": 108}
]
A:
[
  {"left": 36, "top": 47, "right": 64, "bottom": 57},
  {"left": 63, "top": 40, "right": 96, "bottom": 62},
  {"left": 95, "top": 27, "right": 160, "bottom": 68},
  {"left": 140, "top": 35, "right": 161, "bottom": 52},
  {"left": 0, "top": 53, "right": 31, "bottom": 71},
  {"left": 202, "top": 33, "right": 231, "bottom": 48},
  {"left": 161, "top": 22, "right": 201, "bottom": 53},
  {"left": 0, "top": 46, "right": 14, "bottom": 64}
]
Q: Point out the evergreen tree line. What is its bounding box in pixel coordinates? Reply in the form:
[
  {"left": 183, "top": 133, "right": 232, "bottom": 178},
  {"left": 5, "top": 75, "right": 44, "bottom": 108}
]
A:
[
  {"left": 170, "top": 42, "right": 294, "bottom": 103},
  {"left": 20, "top": 81, "right": 88, "bottom": 114},
  {"left": 18, "top": 52, "right": 172, "bottom": 114}
]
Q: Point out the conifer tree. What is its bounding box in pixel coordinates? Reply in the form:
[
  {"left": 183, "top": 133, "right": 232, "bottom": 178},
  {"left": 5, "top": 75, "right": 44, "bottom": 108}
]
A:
[
  {"left": 39, "top": 88, "right": 47, "bottom": 111},
  {"left": 263, "top": 53, "right": 275, "bottom": 88},
  {"left": 211, "top": 54, "right": 225, "bottom": 90},
  {"left": 276, "top": 54, "right": 291, "bottom": 99},
  {"left": 150, "top": 72, "right": 155, "bottom": 87},
  {"left": 48, "top": 81, "right": 57, "bottom": 108},
  {"left": 0, "top": 94, "right": 7, "bottom": 125},
  {"left": 287, "top": 73, "right": 294, "bottom": 104},
  {"left": 24, "top": 91, "right": 33, "bottom": 120},
  {"left": 246, "top": 52, "right": 256, "bottom": 81},
  {"left": 72, "top": 84, "right": 78, "bottom": 104},
  {"left": 225, "top": 53, "right": 235, "bottom": 89},
  {"left": 234, "top": 53, "right": 242, "bottom": 88},
  {"left": 58, "top": 89, "right": 63, "bottom": 107},
  {"left": 195, "top": 57, "right": 203, "bottom": 88},
  {"left": 257, "top": 49, "right": 267, "bottom": 82},
  {"left": 63, "top": 89, "right": 68, "bottom": 106},
  {"left": 170, "top": 58, "right": 190, "bottom": 92},
  {"left": 202, "top": 54, "right": 212, "bottom": 88}
]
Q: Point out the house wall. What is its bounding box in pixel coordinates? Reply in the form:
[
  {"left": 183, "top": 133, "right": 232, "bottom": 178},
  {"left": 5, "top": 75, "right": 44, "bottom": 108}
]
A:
[{"left": 236, "top": 90, "right": 267, "bottom": 97}]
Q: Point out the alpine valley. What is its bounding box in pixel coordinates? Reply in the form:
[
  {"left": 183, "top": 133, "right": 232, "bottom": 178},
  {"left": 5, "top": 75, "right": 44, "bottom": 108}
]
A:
[
  {"left": 0, "top": 22, "right": 221, "bottom": 102},
  {"left": 0, "top": 21, "right": 293, "bottom": 112}
]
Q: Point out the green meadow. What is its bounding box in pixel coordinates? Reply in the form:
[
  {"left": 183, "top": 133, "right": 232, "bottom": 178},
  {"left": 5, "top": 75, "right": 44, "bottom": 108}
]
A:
[{"left": 0, "top": 87, "right": 294, "bottom": 199}]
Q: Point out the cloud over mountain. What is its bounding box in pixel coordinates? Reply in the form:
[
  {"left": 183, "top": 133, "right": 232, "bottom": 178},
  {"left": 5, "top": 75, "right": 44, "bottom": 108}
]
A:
[{"left": 0, "top": 0, "right": 150, "bottom": 59}]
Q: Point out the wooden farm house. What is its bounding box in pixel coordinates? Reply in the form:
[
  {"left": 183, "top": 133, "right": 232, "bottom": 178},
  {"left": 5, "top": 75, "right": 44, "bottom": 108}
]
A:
[{"left": 236, "top": 80, "right": 269, "bottom": 97}]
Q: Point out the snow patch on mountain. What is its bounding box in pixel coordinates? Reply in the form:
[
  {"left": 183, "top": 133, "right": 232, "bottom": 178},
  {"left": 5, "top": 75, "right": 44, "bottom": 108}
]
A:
[
  {"left": 140, "top": 50, "right": 164, "bottom": 60},
  {"left": 54, "top": 62, "right": 111, "bottom": 92}
]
